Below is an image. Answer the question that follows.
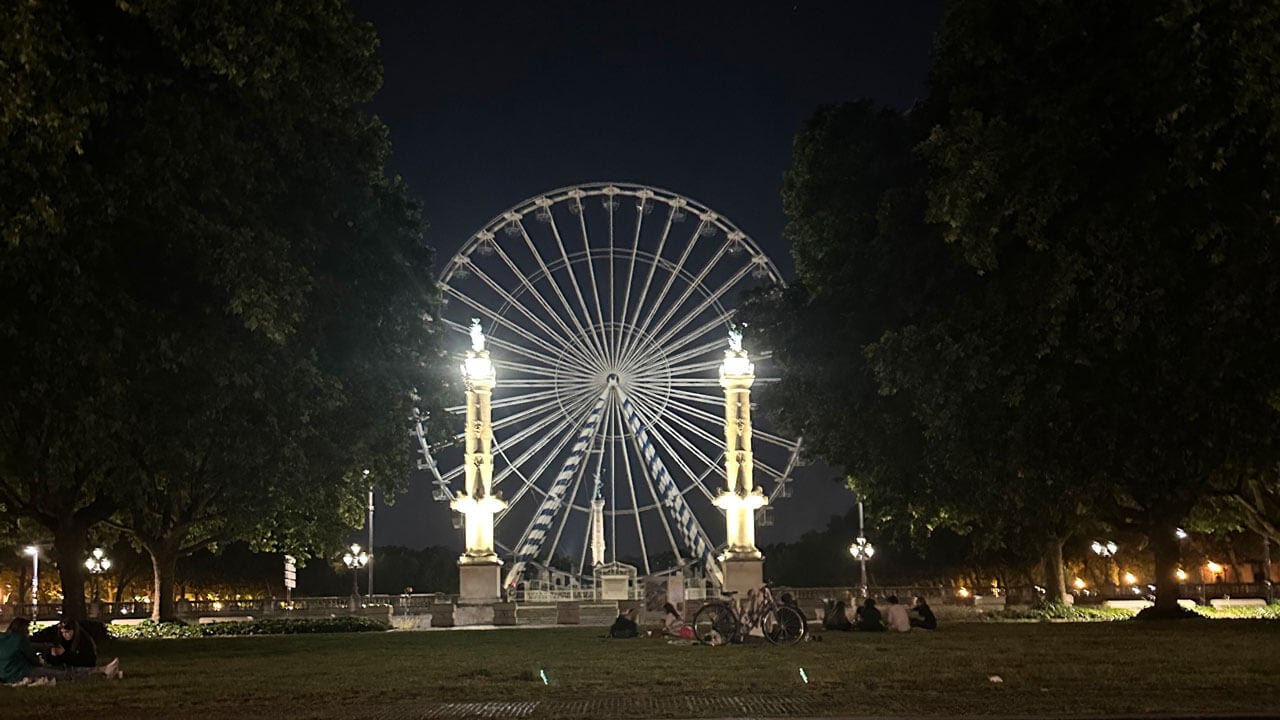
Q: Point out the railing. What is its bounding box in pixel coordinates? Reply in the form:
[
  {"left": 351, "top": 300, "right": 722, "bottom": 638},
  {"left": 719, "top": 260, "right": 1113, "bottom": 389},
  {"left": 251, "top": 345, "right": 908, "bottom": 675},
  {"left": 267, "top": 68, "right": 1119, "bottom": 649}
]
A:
[{"left": 3, "top": 583, "right": 1270, "bottom": 624}]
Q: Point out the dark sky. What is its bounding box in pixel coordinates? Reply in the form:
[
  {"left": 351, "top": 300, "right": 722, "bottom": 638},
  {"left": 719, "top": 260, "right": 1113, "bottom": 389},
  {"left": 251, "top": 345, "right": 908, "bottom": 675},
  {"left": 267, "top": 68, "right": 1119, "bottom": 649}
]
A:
[{"left": 356, "top": 0, "right": 943, "bottom": 551}]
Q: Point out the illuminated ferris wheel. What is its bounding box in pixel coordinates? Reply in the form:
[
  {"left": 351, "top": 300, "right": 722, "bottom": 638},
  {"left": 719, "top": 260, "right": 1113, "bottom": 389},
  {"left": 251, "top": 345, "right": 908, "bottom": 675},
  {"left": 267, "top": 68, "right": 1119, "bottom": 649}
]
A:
[{"left": 416, "top": 183, "right": 802, "bottom": 584}]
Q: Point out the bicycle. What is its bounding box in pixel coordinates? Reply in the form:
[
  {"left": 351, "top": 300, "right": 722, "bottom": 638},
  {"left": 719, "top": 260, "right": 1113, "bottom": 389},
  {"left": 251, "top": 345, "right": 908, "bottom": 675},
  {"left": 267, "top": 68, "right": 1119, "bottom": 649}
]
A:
[{"left": 691, "top": 583, "right": 806, "bottom": 646}]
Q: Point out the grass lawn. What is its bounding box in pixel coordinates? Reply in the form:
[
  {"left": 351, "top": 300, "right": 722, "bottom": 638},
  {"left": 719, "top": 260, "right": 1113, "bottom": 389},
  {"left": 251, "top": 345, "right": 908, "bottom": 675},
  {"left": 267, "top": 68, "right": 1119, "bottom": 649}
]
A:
[{"left": 2, "top": 620, "right": 1278, "bottom": 719}]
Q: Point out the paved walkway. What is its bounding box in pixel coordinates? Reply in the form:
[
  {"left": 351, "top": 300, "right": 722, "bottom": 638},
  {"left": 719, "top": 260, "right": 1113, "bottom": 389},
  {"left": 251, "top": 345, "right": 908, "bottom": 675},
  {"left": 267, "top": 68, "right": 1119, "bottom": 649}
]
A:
[{"left": 362, "top": 696, "right": 1280, "bottom": 720}]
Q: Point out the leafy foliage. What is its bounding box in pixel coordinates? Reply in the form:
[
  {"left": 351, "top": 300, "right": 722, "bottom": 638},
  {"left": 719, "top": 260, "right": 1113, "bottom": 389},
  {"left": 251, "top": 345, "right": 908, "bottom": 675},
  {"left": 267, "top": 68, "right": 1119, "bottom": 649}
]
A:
[
  {"left": 108, "top": 616, "right": 390, "bottom": 639},
  {"left": 989, "top": 602, "right": 1135, "bottom": 623},
  {"left": 1, "top": 1, "right": 449, "bottom": 619}
]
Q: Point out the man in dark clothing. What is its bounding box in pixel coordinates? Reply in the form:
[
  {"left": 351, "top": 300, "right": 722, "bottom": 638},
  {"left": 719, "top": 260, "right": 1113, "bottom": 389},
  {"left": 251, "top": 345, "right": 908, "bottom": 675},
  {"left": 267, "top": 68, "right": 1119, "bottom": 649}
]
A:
[
  {"left": 854, "top": 598, "right": 886, "bottom": 631},
  {"left": 608, "top": 607, "right": 639, "bottom": 638},
  {"left": 910, "top": 597, "right": 938, "bottom": 630}
]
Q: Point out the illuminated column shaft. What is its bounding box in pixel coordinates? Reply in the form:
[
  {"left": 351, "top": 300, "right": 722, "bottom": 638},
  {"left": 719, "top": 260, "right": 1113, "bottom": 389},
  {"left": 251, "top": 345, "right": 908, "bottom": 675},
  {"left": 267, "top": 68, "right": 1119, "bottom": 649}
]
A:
[
  {"left": 714, "top": 338, "right": 765, "bottom": 560},
  {"left": 590, "top": 496, "right": 606, "bottom": 567},
  {"left": 452, "top": 340, "right": 505, "bottom": 563}
]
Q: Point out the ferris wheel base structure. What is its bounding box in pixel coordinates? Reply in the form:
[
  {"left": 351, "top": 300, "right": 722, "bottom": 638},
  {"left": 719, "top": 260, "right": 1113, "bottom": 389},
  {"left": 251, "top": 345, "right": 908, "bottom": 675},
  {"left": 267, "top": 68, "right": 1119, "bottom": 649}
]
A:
[{"left": 418, "top": 183, "right": 806, "bottom": 605}]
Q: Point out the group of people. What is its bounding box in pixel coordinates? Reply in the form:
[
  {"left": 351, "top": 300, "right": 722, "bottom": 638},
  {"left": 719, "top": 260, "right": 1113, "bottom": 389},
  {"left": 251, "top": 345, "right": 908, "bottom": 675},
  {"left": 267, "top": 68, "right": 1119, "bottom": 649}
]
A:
[
  {"left": 823, "top": 595, "right": 936, "bottom": 633},
  {"left": 608, "top": 602, "right": 693, "bottom": 639},
  {"left": 1, "top": 618, "right": 123, "bottom": 686}
]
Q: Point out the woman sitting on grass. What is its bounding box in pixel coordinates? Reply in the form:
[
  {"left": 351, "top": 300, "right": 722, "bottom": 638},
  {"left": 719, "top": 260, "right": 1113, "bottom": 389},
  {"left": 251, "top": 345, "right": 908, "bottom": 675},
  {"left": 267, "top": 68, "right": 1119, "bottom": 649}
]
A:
[
  {"left": 1, "top": 618, "right": 121, "bottom": 685},
  {"left": 42, "top": 620, "right": 118, "bottom": 680}
]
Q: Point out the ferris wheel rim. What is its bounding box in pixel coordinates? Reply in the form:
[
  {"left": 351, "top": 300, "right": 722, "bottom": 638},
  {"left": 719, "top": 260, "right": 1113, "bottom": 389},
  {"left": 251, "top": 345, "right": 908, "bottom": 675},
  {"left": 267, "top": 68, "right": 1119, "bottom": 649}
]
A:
[
  {"left": 428, "top": 181, "right": 799, "bottom": 580},
  {"left": 440, "top": 182, "right": 786, "bottom": 287}
]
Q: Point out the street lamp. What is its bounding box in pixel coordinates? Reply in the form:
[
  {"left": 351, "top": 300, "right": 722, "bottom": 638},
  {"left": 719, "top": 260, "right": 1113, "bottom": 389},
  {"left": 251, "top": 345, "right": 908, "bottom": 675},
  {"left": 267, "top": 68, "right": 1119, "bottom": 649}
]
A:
[
  {"left": 343, "top": 543, "right": 369, "bottom": 602},
  {"left": 23, "top": 546, "right": 38, "bottom": 609},
  {"left": 84, "top": 547, "right": 111, "bottom": 601},
  {"left": 364, "top": 469, "right": 374, "bottom": 599},
  {"left": 1091, "top": 540, "right": 1117, "bottom": 595},
  {"left": 848, "top": 500, "right": 875, "bottom": 599}
]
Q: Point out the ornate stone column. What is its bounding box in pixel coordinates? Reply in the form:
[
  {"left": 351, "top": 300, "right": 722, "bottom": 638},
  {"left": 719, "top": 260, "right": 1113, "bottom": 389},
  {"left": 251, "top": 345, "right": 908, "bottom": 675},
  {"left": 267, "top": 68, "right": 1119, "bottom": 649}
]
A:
[
  {"left": 452, "top": 320, "right": 506, "bottom": 605},
  {"left": 713, "top": 327, "right": 766, "bottom": 595}
]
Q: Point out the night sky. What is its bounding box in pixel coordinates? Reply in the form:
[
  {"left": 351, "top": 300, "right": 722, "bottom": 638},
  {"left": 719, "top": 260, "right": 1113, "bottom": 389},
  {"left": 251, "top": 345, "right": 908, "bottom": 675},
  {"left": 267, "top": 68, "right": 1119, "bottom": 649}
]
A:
[{"left": 356, "top": 0, "right": 944, "bottom": 550}]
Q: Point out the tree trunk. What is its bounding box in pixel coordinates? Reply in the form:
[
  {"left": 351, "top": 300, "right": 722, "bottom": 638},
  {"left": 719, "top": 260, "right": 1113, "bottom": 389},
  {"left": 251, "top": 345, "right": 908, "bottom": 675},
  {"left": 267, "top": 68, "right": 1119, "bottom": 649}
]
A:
[
  {"left": 1043, "top": 536, "right": 1067, "bottom": 602},
  {"left": 146, "top": 540, "right": 182, "bottom": 622},
  {"left": 1150, "top": 522, "right": 1183, "bottom": 613},
  {"left": 53, "top": 519, "right": 92, "bottom": 620}
]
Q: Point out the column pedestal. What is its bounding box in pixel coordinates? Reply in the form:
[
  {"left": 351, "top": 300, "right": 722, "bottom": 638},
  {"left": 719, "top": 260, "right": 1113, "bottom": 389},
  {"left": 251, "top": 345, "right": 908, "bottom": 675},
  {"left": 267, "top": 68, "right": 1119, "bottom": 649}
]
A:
[
  {"left": 458, "top": 562, "right": 502, "bottom": 605},
  {"left": 720, "top": 557, "right": 764, "bottom": 598}
]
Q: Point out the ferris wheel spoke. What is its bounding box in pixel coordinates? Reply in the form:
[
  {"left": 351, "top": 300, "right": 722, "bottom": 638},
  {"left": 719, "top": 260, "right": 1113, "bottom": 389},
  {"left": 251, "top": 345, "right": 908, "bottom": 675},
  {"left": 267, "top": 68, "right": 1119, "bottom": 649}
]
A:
[
  {"left": 545, "top": 211, "right": 609, "bottom": 360},
  {"left": 623, "top": 391, "right": 720, "bottom": 503},
  {"left": 616, "top": 402, "right": 689, "bottom": 571},
  {"left": 493, "top": 384, "right": 600, "bottom": 448},
  {"left": 663, "top": 387, "right": 725, "bottom": 409},
  {"left": 491, "top": 384, "right": 595, "bottom": 435},
  {"left": 617, "top": 216, "right": 702, "bottom": 370},
  {"left": 665, "top": 358, "right": 724, "bottom": 376},
  {"left": 636, "top": 395, "right": 725, "bottom": 450},
  {"left": 623, "top": 220, "right": 715, "bottom": 372},
  {"left": 752, "top": 427, "right": 803, "bottom": 452},
  {"left": 632, "top": 242, "right": 733, "bottom": 367},
  {"left": 512, "top": 219, "right": 603, "bottom": 362},
  {"left": 639, "top": 313, "right": 729, "bottom": 368},
  {"left": 616, "top": 204, "right": 674, "bottom": 364},
  {"left": 615, "top": 200, "right": 659, "bottom": 361},
  {"left": 487, "top": 237, "right": 601, "bottom": 364},
  {"left": 446, "top": 269, "right": 590, "bottom": 366},
  {"left": 496, "top": 359, "right": 580, "bottom": 381},
  {"left": 443, "top": 308, "right": 591, "bottom": 374},
  {"left": 505, "top": 390, "right": 607, "bottom": 585},
  {"left": 617, "top": 389, "right": 718, "bottom": 571},
  {"left": 610, "top": 400, "right": 652, "bottom": 574},
  {"left": 570, "top": 193, "right": 610, "bottom": 364},
  {"left": 486, "top": 387, "right": 564, "bottom": 411},
  {"left": 650, "top": 261, "right": 756, "bottom": 351},
  {"left": 627, "top": 336, "right": 723, "bottom": 378},
  {"left": 494, "top": 391, "right": 604, "bottom": 520}
]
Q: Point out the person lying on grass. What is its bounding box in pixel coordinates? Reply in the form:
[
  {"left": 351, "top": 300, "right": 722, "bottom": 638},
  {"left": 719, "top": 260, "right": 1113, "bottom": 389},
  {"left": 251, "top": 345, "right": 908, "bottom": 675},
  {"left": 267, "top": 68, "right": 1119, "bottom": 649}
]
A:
[{"left": 1, "top": 618, "right": 122, "bottom": 685}]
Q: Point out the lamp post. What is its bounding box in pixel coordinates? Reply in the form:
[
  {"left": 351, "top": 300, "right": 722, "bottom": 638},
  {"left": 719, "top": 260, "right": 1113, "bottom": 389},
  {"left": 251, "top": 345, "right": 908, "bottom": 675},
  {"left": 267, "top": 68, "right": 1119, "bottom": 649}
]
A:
[
  {"left": 848, "top": 501, "right": 875, "bottom": 599},
  {"left": 343, "top": 543, "right": 369, "bottom": 604},
  {"left": 83, "top": 547, "right": 111, "bottom": 602},
  {"left": 1091, "top": 540, "right": 1117, "bottom": 596},
  {"left": 364, "top": 469, "right": 374, "bottom": 599},
  {"left": 23, "top": 546, "right": 38, "bottom": 611}
]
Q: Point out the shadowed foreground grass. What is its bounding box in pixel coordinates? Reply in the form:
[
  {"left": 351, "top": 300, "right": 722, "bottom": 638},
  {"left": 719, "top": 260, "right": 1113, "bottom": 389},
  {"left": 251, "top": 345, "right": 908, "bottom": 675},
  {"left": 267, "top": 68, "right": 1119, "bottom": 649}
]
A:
[{"left": 2, "top": 620, "right": 1278, "bottom": 719}]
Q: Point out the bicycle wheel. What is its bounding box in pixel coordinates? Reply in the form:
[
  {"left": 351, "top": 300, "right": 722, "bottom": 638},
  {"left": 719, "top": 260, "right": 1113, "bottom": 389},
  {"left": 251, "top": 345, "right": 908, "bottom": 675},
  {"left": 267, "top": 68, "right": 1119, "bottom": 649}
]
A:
[
  {"left": 763, "top": 606, "right": 806, "bottom": 645},
  {"left": 692, "top": 603, "right": 738, "bottom": 645}
]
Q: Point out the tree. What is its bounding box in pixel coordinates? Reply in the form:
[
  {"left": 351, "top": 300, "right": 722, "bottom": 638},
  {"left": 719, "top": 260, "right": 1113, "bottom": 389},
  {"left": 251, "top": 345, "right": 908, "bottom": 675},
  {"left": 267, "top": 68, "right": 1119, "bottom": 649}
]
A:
[
  {"left": 885, "top": 0, "right": 1280, "bottom": 614},
  {"left": 0, "top": 1, "right": 449, "bottom": 620},
  {"left": 742, "top": 102, "right": 1094, "bottom": 599}
]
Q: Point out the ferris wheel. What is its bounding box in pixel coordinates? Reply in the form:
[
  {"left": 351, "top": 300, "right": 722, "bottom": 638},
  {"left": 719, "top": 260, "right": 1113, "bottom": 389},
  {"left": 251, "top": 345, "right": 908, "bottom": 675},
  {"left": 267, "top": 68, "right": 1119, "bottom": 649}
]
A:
[{"left": 416, "top": 183, "right": 802, "bottom": 584}]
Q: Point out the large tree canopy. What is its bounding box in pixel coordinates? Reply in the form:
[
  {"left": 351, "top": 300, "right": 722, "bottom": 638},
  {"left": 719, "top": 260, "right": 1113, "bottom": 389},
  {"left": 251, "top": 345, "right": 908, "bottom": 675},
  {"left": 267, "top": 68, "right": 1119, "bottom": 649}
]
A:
[
  {"left": 1, "top": 1, "right": 447, "bottom": 619},
  {"left": 747, "top": 1, "right": 1280, "bottom": 611}
]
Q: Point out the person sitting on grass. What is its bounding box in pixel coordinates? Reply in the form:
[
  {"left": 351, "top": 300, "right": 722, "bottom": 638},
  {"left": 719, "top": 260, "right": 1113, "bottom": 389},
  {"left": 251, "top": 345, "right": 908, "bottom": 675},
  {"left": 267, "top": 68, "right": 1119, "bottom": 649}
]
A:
[
  {"left": 660, "top": 603, "right": 685, "bottom": 636},
  {"left": 822, "top": 600, "right": 853, "bottom": 631},
  {"left": 43, "top": 620, "right": 116, "bottom": 680},
  {"left": 885, "top": 595, "right": 911, "bottom": 632},
  {"left": 854, "top": 598, "right": 885, "bottom": 632},
  {"left": 1, "top": 618, "right": 122, "bottom": 684},
  {"left": 909, "top": 597, "right": 937, "bottom": 630},
  {"left": 608, "top": 607, "right": 639, "bottom": 638}
]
